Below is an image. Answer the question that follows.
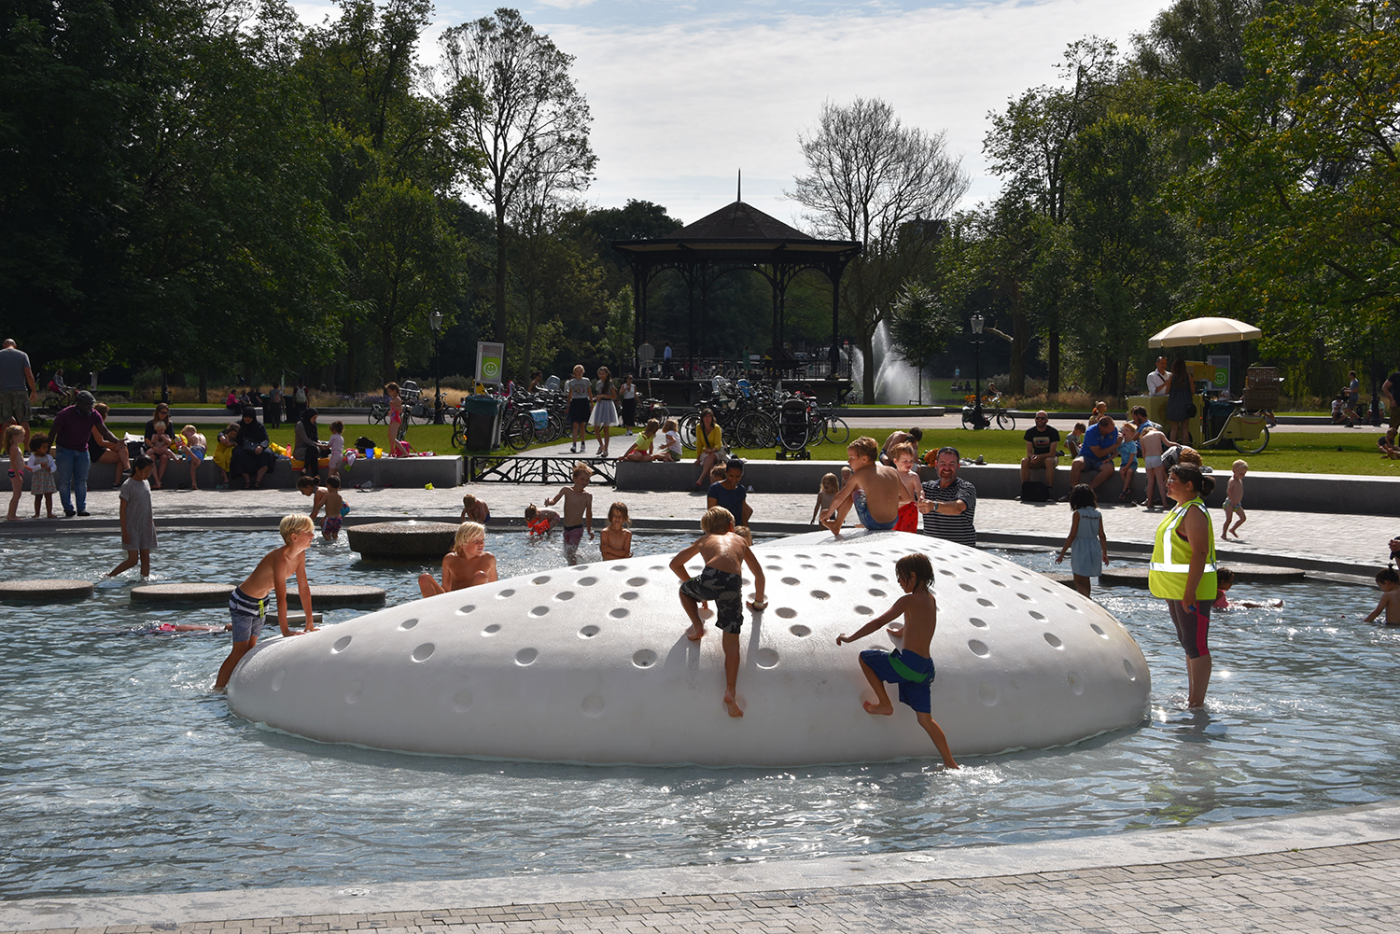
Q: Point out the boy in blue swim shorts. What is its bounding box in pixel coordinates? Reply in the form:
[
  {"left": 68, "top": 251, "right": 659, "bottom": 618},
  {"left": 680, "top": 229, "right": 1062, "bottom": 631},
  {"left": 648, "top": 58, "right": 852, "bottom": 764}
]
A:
[
  {"left": 672, "top": 506, "right": 767, "bottom": 719},
  {"left": 822, "top": 436, "right": 905, "bottom": 536},
  {"left": 213, "top": 514, "right": 317, "bottom": 692},
  {"left": 837, "top": 552, "right": 959, "bottom": 769}
]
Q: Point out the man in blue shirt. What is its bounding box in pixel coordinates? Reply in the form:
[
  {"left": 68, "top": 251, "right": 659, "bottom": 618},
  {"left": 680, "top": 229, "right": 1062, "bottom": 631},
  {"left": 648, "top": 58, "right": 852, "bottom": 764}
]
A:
[{"left": 1067, "top": 415, "right": 1120, "bottom": 494}]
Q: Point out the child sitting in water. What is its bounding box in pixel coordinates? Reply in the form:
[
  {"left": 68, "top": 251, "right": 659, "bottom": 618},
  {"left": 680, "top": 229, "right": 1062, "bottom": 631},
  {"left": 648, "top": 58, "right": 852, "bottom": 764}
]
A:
[
  {"left": 460, "top": 493, "right": 490, "bottom": 524},
  {"left": 822, "top": 437, "right": 905, "bottom": 535},
  {"left": 418, "top": 521, "right": 497, "bottom": 598},
  {"left": 322, "top": 477, "right": 347, "bottom": 540},
  {"left": 600, "top": 501, "right": 633, "bottom": 560},
  {"left": 213, "top": 514, "right": 317, "bottom": 692},
  {"left": 811, "top": 473, "right": 839, "bottom": 525},
  {"left": 545, "top": 462, "right": 594, "bottom": 565},
  {"left": 835, "top": 553, "right": 959, "bottom": 770},
  {"left": 1364, "top": 568, "right": 1400, "bottom": 625},
  {"left": 524, "top": 503, "right": 561, "bottom": 538},
  {"left": 671, "top": 505, "right": 766, "bottom": 718},
  {"left": 889, "top": 442, "right": 924, "bottom": 532},
  {"left": 1212, "top": 567, "right": 1283, "bottom": 610}
]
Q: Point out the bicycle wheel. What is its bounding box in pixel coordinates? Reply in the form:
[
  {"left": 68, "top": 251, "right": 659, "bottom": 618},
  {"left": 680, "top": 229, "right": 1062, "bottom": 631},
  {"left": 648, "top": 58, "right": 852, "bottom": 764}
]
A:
[
  {"left": 996, "top": 411, "right": 1016, "bottom": 431},
  {"left": 820, "top": 416, "right": 849, "bottom": 445},
  {"left": 505, "top": 413, "right": 534, "bottom": 451},
  {"left": 450, "top": 416, "right": 467, "bottom": 449},
  {"left": 370, "top": 405, "right": 387, "bottom": 425},
  {"left": 961, "top": 409, "right": 976, "bottom": 430},
  {"left": 737, "top": 411, "right": 777, "bottom": 449},
  {"left": 1232, "top": 425, "right": 1269, "bottom": 455},
  {"left": 543, "top": 413, "right": 564, "bottom": 443},
  {"left": 679, "top": 413, "right": 700, "bottom": 451}
]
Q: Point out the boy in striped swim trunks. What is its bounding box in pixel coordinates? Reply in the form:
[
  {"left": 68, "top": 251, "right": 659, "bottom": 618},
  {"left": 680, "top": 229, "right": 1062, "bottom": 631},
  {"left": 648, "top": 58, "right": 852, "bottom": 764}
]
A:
[{"left": 213, "top": 514, "right": 317, "bottom": 692}]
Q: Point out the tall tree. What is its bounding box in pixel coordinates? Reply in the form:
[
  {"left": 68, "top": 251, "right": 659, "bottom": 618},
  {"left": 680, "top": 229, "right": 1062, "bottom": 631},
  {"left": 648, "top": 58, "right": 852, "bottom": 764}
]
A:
[
  {"left": 787, "top": 97, "right": 968, "bottom": 402},
  {"left": 438, "top": 8, "right": 595, "bottom": 345}
]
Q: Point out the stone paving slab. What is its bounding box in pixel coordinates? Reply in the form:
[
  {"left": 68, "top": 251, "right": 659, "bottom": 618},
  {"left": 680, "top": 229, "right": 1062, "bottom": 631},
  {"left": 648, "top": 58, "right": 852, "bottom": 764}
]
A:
[{"left": 2, "top": 803, "right": 1397, "bottom": 934}]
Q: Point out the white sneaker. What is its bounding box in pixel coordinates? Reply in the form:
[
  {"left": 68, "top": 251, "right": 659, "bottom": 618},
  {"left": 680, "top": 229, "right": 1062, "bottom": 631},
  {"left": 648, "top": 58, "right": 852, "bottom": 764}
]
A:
[{"left": 570, "top": 443, "right": 577, "bottom": 453}]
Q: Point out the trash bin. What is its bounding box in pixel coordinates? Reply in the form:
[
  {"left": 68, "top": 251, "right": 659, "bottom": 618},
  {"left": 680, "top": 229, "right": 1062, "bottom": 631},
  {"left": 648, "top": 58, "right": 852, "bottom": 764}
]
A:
[
  {"left": 1207, "top": 400, "right": 1235, "bottom": 439},
  {"left": 462, "top": 395, "right": 505, "bottom": 452}
]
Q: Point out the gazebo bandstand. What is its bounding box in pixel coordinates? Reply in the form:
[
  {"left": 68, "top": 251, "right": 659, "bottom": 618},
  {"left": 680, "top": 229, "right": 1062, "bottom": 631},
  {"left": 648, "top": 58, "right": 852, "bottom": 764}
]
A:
[{"left": 613, "top": 200, "right": 860, "bottom": 395}]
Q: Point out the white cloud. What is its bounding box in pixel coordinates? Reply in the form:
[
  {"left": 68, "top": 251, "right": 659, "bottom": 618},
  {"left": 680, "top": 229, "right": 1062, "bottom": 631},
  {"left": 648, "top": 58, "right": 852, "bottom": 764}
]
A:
[{"left": 536, "top": 0, "right": 1163, "bottom": 225}]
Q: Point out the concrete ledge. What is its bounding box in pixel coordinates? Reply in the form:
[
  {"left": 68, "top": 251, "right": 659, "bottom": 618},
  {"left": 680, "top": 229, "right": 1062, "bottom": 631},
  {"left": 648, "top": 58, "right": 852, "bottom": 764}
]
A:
[
  {"left": 284, "top": 585, "right": 386, "bottom": 608},
  {"left": 1101, "top": 564, "right": 1307, "bottom": 588},
  {"left": 346, "top": 521, "right": 460, "bottom": 561},
  {"left": 40, "top": 456, "right": 466, "bottom": 492},
  {"left": 131, "top": 582, "right": 235, "bottom": 605},
  {"left": 0, "top": 579, "right": 94, "bottom": 601}
]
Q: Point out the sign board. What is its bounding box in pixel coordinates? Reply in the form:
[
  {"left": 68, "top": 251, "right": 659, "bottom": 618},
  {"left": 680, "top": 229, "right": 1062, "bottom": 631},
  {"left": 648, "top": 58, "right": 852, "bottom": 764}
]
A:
[
  {"left": 475, "top": 341, "right": 505, "bottom": 386},
  {"left": 1206, "top": 354, "right": 1231, "bottom": 392}
]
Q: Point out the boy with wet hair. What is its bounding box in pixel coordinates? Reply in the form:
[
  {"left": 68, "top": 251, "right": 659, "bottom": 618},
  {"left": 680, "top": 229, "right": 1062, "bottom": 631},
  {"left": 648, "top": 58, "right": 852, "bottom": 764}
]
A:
[
  {"left": 1365, "top": 568, "right": 1400, "bottom": 625},
  {"left": 822, "top": 436, "right": 905, "bottom": 535},
  {"left": 213, "top": 514, "right": 317, "bottom": 692},
  {"left": 545, "top": 462, "right": 594, "bottom": 565},
  {"left": 671, "top": 505, "right": 767, "bottom": 718},
  {"left": 836, "top": 553, "right": 959, "bottom": 769},
  {"left": 418, "top": 521, "right": 497, "bottom": 597}
]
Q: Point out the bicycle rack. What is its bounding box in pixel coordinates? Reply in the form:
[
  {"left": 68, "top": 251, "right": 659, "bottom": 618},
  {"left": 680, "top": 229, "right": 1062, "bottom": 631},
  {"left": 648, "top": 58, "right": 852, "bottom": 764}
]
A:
[{"left": 468, "top": 455, "right": 616, "bottom": 485}]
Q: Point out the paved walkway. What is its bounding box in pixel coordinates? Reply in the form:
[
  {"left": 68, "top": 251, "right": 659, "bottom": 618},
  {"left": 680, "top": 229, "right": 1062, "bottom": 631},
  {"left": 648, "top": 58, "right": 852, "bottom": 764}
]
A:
[{"left": 3, "top": 803, "right": 1397, "bottom": 933}]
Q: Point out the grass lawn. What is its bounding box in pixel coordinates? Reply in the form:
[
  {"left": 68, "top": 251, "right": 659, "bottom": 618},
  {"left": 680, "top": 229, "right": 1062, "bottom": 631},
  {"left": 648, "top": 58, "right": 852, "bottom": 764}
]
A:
[
  {"left": 103, "top": 422, "right": 560, "bottom": 458},
  {"left": 729, "top": 428, "right": 1400, "bottom": 476}
]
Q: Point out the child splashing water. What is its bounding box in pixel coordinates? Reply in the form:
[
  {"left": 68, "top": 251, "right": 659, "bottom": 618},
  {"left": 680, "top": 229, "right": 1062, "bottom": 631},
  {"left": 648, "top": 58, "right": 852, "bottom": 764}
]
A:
[
  {"left": 600, "top": 502, "right": 633, "bottom": 560},
  {"left": 418, "top": 521, "right": 497, "bottom": 597},
  {"left": 524, "top": 503, "right": 561, "bottom": 538},
  {"left": 27, "top": 433, "right": 56, "bottom": 518},
  {"left": 545, "top": 462, "right": 594, "bottom": 565},
  {"left": 108, "top": 455, "right": 157, "bottom": 577},
  {"left": 836, "top": 553, "right": 959, "bottom": 769}
]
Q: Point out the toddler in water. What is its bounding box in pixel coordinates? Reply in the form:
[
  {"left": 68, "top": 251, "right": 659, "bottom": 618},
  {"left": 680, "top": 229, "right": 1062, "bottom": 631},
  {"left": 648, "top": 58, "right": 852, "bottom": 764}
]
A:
[
  {"left": 1222, "top": 459, "right": 1248, "bottom": 539},
  {"left": 108, "top": 455, "right": 157, "bottom": 577},
  {"left": 5, "top": 425, "right": 26, "bottom": 521},
  {"left": 836, "top": 553, "right": 959, "bottom": 769},
  {"left": 811, "top": 473, "right": 839, "bottom": 525},
  {"left": 1364, "top": 568, "right": 1400, "bottom": 625},
  {"left": 600, "top": 502, "right": 633, "bottom": 560},
  {"left": 545, "top": 462, "right": 594, "bottom": 565},
  {"left": 1213, "top": 567, "right": 1282, "bottom": 610},
  {"left": 1055, "top": 483, "right": 1108, "bottom": 598},
  {"left": 27, "top": 433, "right": 56, "bottom": 518},
  {"left": 418, "top": 521, "right": 497, "bottom": 597},
  {"left": 524, "top": 502, "right": 561, "bottom": 538}
]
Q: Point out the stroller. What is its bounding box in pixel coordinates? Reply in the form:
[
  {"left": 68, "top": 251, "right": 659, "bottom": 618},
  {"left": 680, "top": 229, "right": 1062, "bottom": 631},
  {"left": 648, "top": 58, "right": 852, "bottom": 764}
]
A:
[{"left": 776, "top": 397, "right": 812, "bottom": 459}]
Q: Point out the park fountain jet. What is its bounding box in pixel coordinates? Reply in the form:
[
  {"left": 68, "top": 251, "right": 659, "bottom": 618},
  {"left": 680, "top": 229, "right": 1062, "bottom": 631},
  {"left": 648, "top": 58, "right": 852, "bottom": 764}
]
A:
[
  {"left": 227, "top": 530, "right": 1151, "bottom": 766},
  {"left": 849, "top": 320, "right": 922, "bottom": 404}
]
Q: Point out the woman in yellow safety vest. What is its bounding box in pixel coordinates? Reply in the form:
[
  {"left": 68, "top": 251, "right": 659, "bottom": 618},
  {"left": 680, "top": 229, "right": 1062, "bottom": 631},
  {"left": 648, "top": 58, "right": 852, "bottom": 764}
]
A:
[
  {"left": 693, "top": 408, "right": 724, "bottom": 489},
  {"left": 1148, "top": 464, "right": 1219, "bottom": 709}
]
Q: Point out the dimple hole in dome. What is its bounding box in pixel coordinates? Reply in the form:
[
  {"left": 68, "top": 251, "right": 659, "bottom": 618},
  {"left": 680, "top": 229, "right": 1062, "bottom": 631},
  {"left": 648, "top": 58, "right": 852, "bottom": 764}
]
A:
[
  {"left": 781, "top": 577, "right": 800, "bottom": 586},
  {"left": 801, "top": 564, "right": 817, "bottom": 570},
  {"left": 789, "top": 625, "right": 811, "bottom": 637},
  {"left": 610, "top": 608, "right": 630, "bottom": 618},
  {"left": 1067, "top": 671, "right": 1084, "bottom": 695},
  {"left": 270, "top": 669, "right": 286, "bottom": 691},
  {"left": 411, "top": 643, "right": 435, "bottom": 662},
  {"left": 794, "top": 553, "right": 811, "bottom": 559},
  {"left": 398, "top": 618, "right": 419, "bottom": 630},
  {"left": 332, "top": 636, "right": 352, "bottom": 654},
  {"left": 1123, "top": 658, "right": 1137, "bottom": 680},
  {"left": 578, "top": 625, "right": 600, "bottom": 638},
  {"left": 554, "top": 591, "right": 575, "bottom": 602},
  {"left": 632, "top": 649, "right": 657, "bottom": 668},
  {"left": 1066, "top": 602, "right": 1082, "bottom": 613},
  {"left": 834, "top": 562, "right": 851, "bottom": 569},
  {"left": 810, "top": 590, "right": 831, "bottom": 600},
  {"left": 456, "top": 605, "right": 476, "bottom": 615},
  {"left": 869, "top": 589, "right": 886, "bottom": 597},
  {"left": 627, "top": 578, "right": 647, "bottom": 587},
  {"left": 1044, "top": 632, "right": 1064, "bottom": 649},
  {"left": 532, "top": 576, "right": 551, "bottom": 585},
  {"left": 775, "top": 607, "right": 797, "bottom": 619},
  {"left": 872, "top": 573, "right": 889, "bottom": 581},
  {"left": 496, "top": 589, "right": 515, "bottom": 599},
  {"left": 619, "top": 592, "right": 639, "bottom": 601},
  {"left": 958, "top": 583, "right": 976, "bottom": 592},
  {"left": 969, "top": 617, "right": 988, "bottom": 629},
  {"left": 829, "top": 575, "right": 846, "bottom": 583},
  {"left": 610, "top": 565, "right": 628, "bottom": 572},
  {"left": 1090, "top": 623, "right": 1107, "bottom": 637},
  {"left": 482, "top": 624, "right": 501, "bottom": 636},
  {"left": 1029, "top": 611, "right": 1046, "bottom": 621},
  {"left": 854, "top": 605, "right": 873, "bottom": 615},
  {"left": 756, "top": 649, "right": 779, "bottom": 669},
  {"left": 968, "top": 639, "right": 990, "bottom": 657},
  {"left": 1018, "top": 593, "right": 1034, "bottom": 601},
  {"left": 578, "top": 577, "right": 598, "bottom": 586},
  {"left": 529, "top": 606, "right": 549, "bottom": 617},
  {"left": 977, "top": 598, "right": 994, "bottom": 607},
  {"left": 939, "top": 569, "right": 955, "bottom": 577},
  {"left": 515, "top": 648, "right": 538, "bottom": 666}
]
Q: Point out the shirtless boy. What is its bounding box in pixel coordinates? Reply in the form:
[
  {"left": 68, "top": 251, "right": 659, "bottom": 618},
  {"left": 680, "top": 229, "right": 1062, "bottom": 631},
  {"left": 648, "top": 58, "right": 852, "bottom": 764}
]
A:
[
  {"left": 890, "top": 442, "right": 924, "bottom": 532},
  {"left": 836, "top": 553, "right": 959, "bottom": 769},
  {"left": 1222, "top": 459, "right": 1248, "bottom": 539},
  {"left": 1364, "top": 568, "right": 1400, "bottom": 625},
  {"left": 1137, "top": 422, "right": 1169, "bottom": 510},
  {"left": 823, "top": 436, "right": 905, "bottom": 535},
  {"left": 213, "top": 514, "right": 317, "bottom": 692},
  {"left": 418, "top": 521, "right": 497, "bottom": 597},
  {"left": 545, "top": 462, "right": 594, "bottom": 565},
  {"left": 671, "top": 506, "right": 767, "bottom": 718}
]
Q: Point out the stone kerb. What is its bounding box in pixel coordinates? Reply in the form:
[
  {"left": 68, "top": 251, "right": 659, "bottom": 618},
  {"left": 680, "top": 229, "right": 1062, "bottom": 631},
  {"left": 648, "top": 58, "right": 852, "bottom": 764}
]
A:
[
  {"left": 1101, "top": 564, "right": 1306, "bottom": 588},
  {"left": 0, "top": 579, "right": 95, "bottom": 601},
  {"left": 131, "top": 582, "right": 236, "bottom": 604},
  {"left": 346, "top": 521, "right": 461, "bottom": 561},
  {"left": 72, "top": 455, "right": 463, "bottom": 491}
]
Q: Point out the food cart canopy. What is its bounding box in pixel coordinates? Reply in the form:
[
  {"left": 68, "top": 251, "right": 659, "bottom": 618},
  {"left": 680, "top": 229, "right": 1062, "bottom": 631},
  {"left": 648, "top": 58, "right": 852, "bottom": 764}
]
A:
[{"left": 1148, "top": 317, "right": 1262, "bottom": 348}]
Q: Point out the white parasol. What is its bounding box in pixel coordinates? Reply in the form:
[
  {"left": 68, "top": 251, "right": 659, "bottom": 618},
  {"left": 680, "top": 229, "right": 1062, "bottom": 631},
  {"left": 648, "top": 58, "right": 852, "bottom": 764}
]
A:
[{"left": 1148, "top": 316, "right": 1261, "bottom": 348}]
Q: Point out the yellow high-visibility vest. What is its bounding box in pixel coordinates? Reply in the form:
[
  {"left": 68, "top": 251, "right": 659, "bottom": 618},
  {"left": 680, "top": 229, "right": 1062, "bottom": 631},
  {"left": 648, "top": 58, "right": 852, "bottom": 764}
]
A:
[{"left": 1148, "top": 496, "right": 1218, "bottom": 601}]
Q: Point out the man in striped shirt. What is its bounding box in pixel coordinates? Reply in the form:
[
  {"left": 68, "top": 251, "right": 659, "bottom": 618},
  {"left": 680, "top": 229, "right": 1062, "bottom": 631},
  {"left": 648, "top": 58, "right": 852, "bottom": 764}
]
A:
[{"left": 919, "top": 447, "right": 977, "bottom": 547}]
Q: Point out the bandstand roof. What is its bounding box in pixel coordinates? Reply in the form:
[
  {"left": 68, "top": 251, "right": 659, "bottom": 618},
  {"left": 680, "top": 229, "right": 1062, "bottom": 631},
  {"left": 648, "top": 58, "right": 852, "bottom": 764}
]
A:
[{"left": 613, "top": 201, "right": 859, "bottom": 266}]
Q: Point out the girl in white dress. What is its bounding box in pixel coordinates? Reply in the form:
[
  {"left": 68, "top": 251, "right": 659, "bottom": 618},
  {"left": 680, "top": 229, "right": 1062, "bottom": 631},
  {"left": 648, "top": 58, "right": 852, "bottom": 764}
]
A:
[{"left": 588, "top": 367, "right": 621, "bottom": 457}]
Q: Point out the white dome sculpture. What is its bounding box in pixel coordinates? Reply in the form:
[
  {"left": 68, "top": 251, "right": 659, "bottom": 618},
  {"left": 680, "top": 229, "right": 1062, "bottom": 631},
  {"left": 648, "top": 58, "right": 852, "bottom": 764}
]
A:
[{"left": 227, "top": 530, "right": 1151, "bottom": 765}]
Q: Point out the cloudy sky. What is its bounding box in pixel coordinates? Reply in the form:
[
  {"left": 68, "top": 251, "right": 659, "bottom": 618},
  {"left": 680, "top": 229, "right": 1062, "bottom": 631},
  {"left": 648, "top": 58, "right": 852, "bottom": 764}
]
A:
[{"left": 299, "top": 0, "right": 1168, "bottom": 226}]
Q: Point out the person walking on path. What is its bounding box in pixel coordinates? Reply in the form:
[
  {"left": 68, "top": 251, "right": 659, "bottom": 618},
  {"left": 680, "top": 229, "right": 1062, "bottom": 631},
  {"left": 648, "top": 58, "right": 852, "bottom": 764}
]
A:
[
  {"left": 51, "top": 391, "right": 121, "bottom": 517},
  {"left": 919, "top": 447, "right": 977, "bottom": 547},
  {"left": 1149, "top": 464, "right": 1219, "bottom": 709},
  {"left": 588, "top": 367, "right": 621, "bottom": 457},
  {"left": 0, "top": 338, "right": 38, "bottom": 445},
  {"left": 566, "top": 365, "right": 591, "bottom": 454}
]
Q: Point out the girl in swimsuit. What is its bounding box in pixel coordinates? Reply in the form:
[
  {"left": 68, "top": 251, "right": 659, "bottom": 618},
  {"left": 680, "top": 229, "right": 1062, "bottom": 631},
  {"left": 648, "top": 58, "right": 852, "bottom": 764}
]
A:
[{"left": 385, "top": 382, "right": 407, "bottom": 457}]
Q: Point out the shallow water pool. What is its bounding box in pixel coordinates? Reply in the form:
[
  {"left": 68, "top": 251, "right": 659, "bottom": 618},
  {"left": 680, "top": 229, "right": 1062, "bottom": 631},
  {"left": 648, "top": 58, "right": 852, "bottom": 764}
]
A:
[{"left": 2, "top": 531, "right": 1398, "bottom": 899}]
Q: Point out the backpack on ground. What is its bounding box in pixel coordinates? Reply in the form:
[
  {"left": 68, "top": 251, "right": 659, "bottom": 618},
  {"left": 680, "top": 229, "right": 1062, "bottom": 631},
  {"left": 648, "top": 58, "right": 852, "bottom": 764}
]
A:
[{"left": 1021, "top": 480, "right": 1049, "bottom": 503}]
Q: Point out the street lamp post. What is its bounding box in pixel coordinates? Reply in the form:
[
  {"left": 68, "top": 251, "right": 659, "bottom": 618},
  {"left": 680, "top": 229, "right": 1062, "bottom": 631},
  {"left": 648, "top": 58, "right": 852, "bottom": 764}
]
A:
[
  {"left": 429, "top": 310, "right": 444, "bottom": 425},
  {"left": 971, "top": 313, "right": 984, "bottom": 430}
]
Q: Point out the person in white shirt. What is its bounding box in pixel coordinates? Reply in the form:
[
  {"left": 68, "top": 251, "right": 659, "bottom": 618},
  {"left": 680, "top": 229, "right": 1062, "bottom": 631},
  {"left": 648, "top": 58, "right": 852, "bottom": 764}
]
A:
[{"left": 1146, "top": 357, "right": 1169, "bottom": 396}]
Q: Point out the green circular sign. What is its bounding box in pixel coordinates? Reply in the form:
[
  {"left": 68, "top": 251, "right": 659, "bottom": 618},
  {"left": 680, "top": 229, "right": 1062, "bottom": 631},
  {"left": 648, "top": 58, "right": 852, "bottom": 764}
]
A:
[
  {"left": 483, "top": 360, "right": 499, "bottom": 379},
  {"left": 1214, "top": 367, "right": 1228, "bottom": 385}
]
